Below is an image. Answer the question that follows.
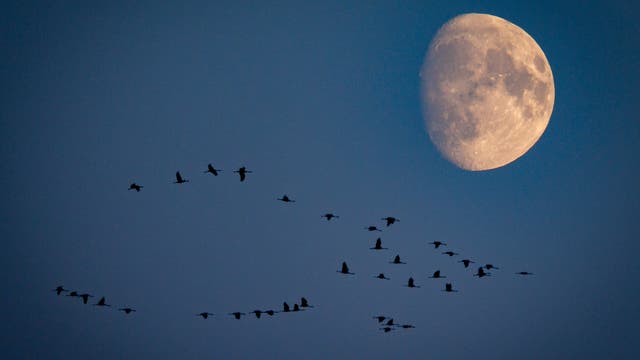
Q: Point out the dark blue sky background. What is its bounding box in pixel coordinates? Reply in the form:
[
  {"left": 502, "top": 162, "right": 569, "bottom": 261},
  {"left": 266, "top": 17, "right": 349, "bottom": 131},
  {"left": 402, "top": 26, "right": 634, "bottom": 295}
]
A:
[{"left": 2, "top": 1, "right": 639, "bottom": 358}]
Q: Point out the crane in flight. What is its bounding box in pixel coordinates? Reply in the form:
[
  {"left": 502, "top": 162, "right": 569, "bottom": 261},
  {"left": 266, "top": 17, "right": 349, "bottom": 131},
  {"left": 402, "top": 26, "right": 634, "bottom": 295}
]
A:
[
  {"left": 174, "top": 171, "right": 189, "bottom": 184},
  {"left": 370, "top": 238, "right": 387, "bottom": 250},
  {"left": 53, "top": 286, "right": 68, "bottom": 296},
  {"left": 429, "top": 241, "right": 446, "bottom": 249},
  {"left": 233, "top": 166, "right": 252, "bottom": 182},
  {"left": 382, "top": 217, "right": 399, "bottom": 227},
  {"left": 321, "top": 213, "right": 339, "bottom": 221},
  {"left": 338, "top": 262, "right": 354, "bottom": 275},
  {"left": 204, "top": 163, "right": 222, "bottom": 176},
  {"left": 196, "top": 312, "right": 214, "bottom": 319},
  {"left": 277, "top": 194, "right": 295, "bottom": 203},
  {"left": 128, "top": 183, "right": 143, "bottom": 192}
]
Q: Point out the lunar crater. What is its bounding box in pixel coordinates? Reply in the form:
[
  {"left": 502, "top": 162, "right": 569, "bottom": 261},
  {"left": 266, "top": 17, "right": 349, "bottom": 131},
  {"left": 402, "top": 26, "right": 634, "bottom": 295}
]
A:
[{"left": 421, "top": 13, "right": 555, "bottom": 171}]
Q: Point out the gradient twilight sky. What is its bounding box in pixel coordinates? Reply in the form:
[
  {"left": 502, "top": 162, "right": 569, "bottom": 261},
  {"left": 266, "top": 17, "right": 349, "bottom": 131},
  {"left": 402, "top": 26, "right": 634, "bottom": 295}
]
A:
[{"left": 2, "top": 1, "right": 639, "bottom": 359}]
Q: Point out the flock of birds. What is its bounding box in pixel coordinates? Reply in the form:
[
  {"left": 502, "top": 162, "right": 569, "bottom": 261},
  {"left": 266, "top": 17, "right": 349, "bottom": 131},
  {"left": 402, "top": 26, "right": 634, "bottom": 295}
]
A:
[
  {"left": 52, "top": 284, "right": 315, "bottom": 320},
  {"left": 54, "top": 163, "right": 534, "bottom": 334}
]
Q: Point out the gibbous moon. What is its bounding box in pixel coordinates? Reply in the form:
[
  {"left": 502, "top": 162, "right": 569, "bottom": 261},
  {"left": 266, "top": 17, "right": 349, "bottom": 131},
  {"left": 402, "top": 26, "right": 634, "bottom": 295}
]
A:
[{"left": 421, "top": 13, "right": 554, "bottom": 171}]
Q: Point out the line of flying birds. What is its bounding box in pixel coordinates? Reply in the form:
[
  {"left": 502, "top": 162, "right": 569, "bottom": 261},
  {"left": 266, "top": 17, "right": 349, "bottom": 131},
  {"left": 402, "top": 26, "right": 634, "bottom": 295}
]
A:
[
  {"left": 54, "top": 161, "right": 534, "bottom": 334},
  {"left": 52, "top": 285, "right": 315, "bottom": 320}
]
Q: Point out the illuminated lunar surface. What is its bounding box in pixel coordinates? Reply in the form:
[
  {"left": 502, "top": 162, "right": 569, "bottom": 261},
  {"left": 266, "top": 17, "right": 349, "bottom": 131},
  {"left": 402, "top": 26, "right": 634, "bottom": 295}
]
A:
[{"left": 421, "top": 13, "right": 555, "bottom": 171}]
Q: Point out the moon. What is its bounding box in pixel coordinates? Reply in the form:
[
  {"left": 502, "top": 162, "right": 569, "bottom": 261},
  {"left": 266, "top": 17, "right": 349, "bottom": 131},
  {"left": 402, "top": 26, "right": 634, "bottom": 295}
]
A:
[{"left": 421, "top": 13, "right": 555, "bottom": 171}]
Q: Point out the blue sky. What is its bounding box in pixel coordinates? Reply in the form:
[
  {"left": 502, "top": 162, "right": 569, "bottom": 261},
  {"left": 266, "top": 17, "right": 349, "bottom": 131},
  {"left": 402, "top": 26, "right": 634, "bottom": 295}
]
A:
[{"left": 2, "top": 1, "right": 639, "bottom": 359}]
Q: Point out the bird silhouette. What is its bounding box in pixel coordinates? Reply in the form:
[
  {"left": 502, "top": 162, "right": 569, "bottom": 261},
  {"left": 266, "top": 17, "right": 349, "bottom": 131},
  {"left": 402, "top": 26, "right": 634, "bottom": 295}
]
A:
[
  {"left": 233, "top": 166, "right": 252, "bottom": 182},
  {"left": 53, "top": 286, "right": 68, "bottom": 296},
  {"left": 128, "top": 183, "right": 143, "bottom": 192},
  {"left": 375, "top": 273, "right": 390, "bottom": 280},
  {"left": 390, "top": 255, "right": 406, "bottom": 264},
  {"left": 174, "top": 171, "right": 189, "bottom": 184},
  {"left": 382, "top": 217, "right": 399, "bottom": 227},
  {"left": 322, "top": 213, "right": 339, "bottom": 221},
  {"left": 474, "top": 267, "right": 490, "bottom": 278},
  {"left": 338, "top": 262, "right": 354, "bottom": 275},
  {"left": 385, "top": 318, "right": 395, "bottom": 326},
  {"left": 516, "top": 271, "right": 534, "bottom": 275},
  {"left": 230, "top": 312, "right": 246, "bottom": 319},
  {"left": 250, "top": 310, "right": 263, "bottom": 318},
  {"left": 264, "top": 310, "right": 276, "bottom": 316},
  {"left": 282, "top": 302, "right": 290, "bottom": 313},
  {"left": 94, "top": 297, "right": 111, "bottom": 307},
  {"left": 429, "top": 270, "right": 446, "bottom": 279},
  {"left": 197, "top": 312, "right": 214, "bottom": 319},
  {"left": 119, "top": 308, "right": 136, "bottom": 314},
  {"left": 277, "top": 194, "right": 295, "bottom": 203},
  {"left": 459, "top": 259, "right": 475, "bottom": 268},
  {"left": 370, "top": 238, "right": 387, "bottom": 250},
  {"left": 429, "top": 241, "right": 447, "bottom": 249},
  {"left": 66, "top": 291, "right": 79, "bottom": 298},
  {"left": 204, "top": 163, "right": 222, "bottom": 176},
  {"left": 373, "top": 315, "right": 387, "bottom": 323},
  {"left": 485, "top": 264, "right": 500, "bottom": 270},
  {"left": 380, "top": 326, "right": 395, "bottom": 333},
  {"left": 406, "top": 277, "right": 419, "bottom": 288},
  {"left": 443, "top": 283, "right": 458, "bottom": 292},
  {"left": 300, "top": 297, "right": 313, "bottom": 308},
  {"left": 442, "top": 251, "right": 459, "bottom": 257},
  {"left": 292, "top": 304, "right": 302, "bottom": 312},
  {"left": 365, "top": 226, "right": 382, "bottom": 232},
  {"left": 78, "top": 293, "right": 93, "bottom": 304}
]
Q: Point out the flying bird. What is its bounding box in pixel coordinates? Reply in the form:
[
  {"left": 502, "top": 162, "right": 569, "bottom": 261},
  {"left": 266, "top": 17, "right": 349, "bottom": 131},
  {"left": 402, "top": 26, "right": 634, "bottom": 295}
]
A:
[
  {"left": 204, "top": 163, "right": 222, "bottom": 176},
  {"left": 128, "top": 183, "right": 143, "bottom": 192},
  {"left": 119, "top": 308, "right": 136, "bottom": 314},
  {"left": 53, "top": 286, "right": 68, "bottom": 296},
  {"left": 399, "top": 324, "right": 416, "bottom": 329},
  {"left": 373, "top": 315, "right": 387, "bottom": 323},
  {"left": 277, "top": 194, "right": 295, "bottom": 203},
  {"left": 250, "top": 310, "right": 263, "bottom": 318},
  {"left": 197, "top": 312, "right": 214, "bottom": 319},
  {"left": 516, "top": 271, "right": 534, "bottom": 275},
  {"left": 474, "top": 267, "right": 490, "bottom": 278},
  {"left": 443, "top": 283, "right": 458, "bottom": 292},
  {"left": 300, "top": 297, "right": 313, "bottom": 308},
  {"left": 292, "top": 304, "right": 301, "bottom": 312},
  {"left": 390, "top": 255, "right": 406, "bottom": 264},
  {"left": 459, "top": 259, "right": 475, "bottom": 268},
  {"left": 380, "top": 326, "right": 395, "bottom": 333},
  {"left": 338, "top": 262, "right": 354, "bottom": 275},
  {"left": 230, "top": 312, "right": 246, "bottom": 320},
  {"left": 94, "top": 297, "right": 111, "bottom": 307},
  {"left": 385, "top": 318, "right": 395, "bottom": 326},
  {"left": 174, "top": 171, "right": 189, "bottom": 184},
  {"left": 375, "top": 273, "right": 390, "bottom": 280},
  {"left": 429, "top": 270, "right": 446, "bottom": 279},
  {"left": 382, "top": 217, "right": 399, "bottom": 227},
  {"left": 66, "top": 291, "right": 79, "bottom": 298},
  {"left": 282, "top": 302, "right": 290, "bottom": 313},
  {"left": 406, "top": 277, "right": 419, "bottom": 288},
  {"left": 365, "top": 226, "right": 382, "bottom": 232},
  {"left": 370, "top": 238, "right": 387, "bottom": 250},
  {"left": 429, "top": 241, "right": 447, "bottom": 249},
  {"left": 485, "top": 264, "right": 500, "bottom": 270},
  {"left": 78, "top": 293, "right": 93, "bottom": 304},
  {"left": 442, "top": 251, "right": 459, "bottom": 257},
  {"left": 233, "top": 166, "right": 252, "bottom": 182},
  {"left": 264, "top": 310, "right": 276, "bottom": 316},
  {"left": 321, "top": 213, "right": 339, "bottom": 221}
]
